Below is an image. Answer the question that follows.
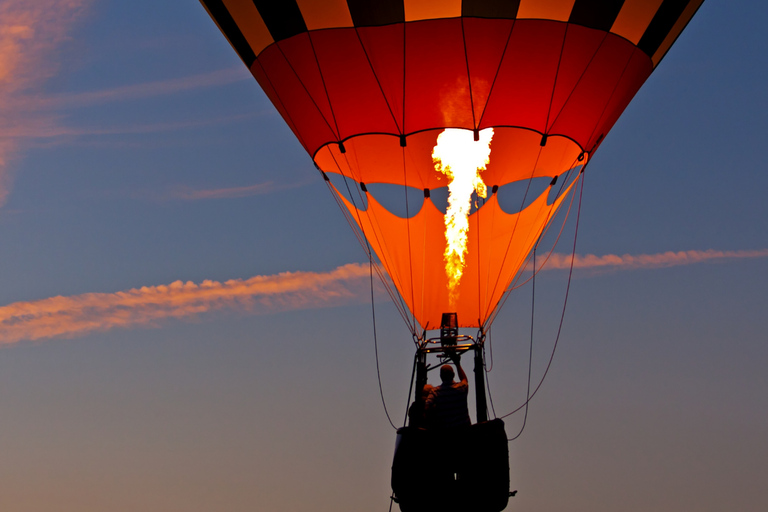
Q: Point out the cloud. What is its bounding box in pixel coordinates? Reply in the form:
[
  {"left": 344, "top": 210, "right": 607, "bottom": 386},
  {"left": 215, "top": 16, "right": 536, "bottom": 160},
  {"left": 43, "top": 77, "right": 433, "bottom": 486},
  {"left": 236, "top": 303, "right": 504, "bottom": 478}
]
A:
[
  {"left": 2, "top": 249, "right": 766, "bottom": 345},
  {"left": 0, "top": 0, "right": 90, "bottom": 206},
  {"left": 0, "top": 112, "right": 261, "bottom": 139},
  {"left": 120, "top": 176, "right": 314, "bottom": 203},
  {"left": 168, "top": 179, "right": 312, "bottom": 201},
  {"left": 170, "top": 182, "right": 278, "bottom": 200},
  {"left": 543, "top": 249, "right": 768, "bottom": 271},
  {"left": 0, "top": 2, "right": 249, "bottom": 207},
  {"left": 0, "top": 263, "right": 372, "bottom": 345},
  {"left": 28, "top": 66, "right": 249, "bottom": 110},
  {"left": 0, "top": 1, "right": 88, "bottom": 92}
]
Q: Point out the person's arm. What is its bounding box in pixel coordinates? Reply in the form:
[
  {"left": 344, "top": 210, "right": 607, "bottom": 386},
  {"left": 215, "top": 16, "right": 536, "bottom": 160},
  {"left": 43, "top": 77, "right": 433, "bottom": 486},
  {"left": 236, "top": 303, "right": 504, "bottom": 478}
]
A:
[{"left": 453, "top": 354, "right": 468, "bottom": 384}]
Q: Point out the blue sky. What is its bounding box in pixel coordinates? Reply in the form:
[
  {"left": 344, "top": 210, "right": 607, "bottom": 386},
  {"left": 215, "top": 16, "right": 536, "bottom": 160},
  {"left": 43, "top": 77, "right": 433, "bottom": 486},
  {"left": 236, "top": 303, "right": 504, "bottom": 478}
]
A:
[{"left": 0, "top": 1, "right": 766, "bottom": 511}]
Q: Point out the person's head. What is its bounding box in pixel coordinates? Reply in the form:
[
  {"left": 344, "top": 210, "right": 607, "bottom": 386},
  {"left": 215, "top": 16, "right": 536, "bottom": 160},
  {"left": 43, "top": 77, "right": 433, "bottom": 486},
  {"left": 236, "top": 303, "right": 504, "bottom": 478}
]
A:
[
  {"left": 440, "top": 364, "right": 455, "bottom": 384},
  {"left": 421, "top": 384, "right": 434, "bottom": 399}
]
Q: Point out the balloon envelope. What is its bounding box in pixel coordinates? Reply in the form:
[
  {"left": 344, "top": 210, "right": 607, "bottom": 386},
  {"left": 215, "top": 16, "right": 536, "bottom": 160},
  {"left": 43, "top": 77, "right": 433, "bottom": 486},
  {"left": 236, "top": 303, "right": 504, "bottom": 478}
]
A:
[{"left": 201, "top": 0, "right": 703, "bottom": 329}]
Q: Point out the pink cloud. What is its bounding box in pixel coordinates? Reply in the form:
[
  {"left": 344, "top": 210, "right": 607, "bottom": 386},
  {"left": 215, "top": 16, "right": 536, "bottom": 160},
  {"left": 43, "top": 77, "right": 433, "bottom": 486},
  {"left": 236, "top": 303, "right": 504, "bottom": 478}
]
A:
[
  {"left": 168, "top": 179, "right": 313, "bottom": 200},
  {"left": 170, "top": 182, "right": 277, "bottom": 200},
  {"left": 0, "top": 112, "right": 261, "bottom": 139},
  {"left": 0, "top": 2, "right": 250, "bottom": 207},
  {"left": 0, "top": 0, "right": 90, "bottom": 206},
  {"left": 0, "top": 264, "right": 372, "bottom": 345},
  {"left": 543, "top": 249, "right": 768, "bottom": 270},
  {"left": 28, "top": 67, "right": 248, "bottom": 110},
  {"left": 2, "top": 249, "right": 766, "bottom": 345}
]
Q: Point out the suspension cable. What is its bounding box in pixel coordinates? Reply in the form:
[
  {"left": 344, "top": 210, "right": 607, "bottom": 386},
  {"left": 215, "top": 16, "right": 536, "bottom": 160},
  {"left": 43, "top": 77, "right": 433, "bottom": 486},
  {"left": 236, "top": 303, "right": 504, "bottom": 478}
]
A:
[
  {"left": 403, "top": 354, "right": 418, "bottom": 428},
  {"left": 501, "top": 167, "right": 586, "bottom": 423},
  {"left": 509, "top": 244, "right": 537, "bottom": 440},
  {"left": 370, "top": 257, "right": 397, "bottom": 430},
  {"left": 483, "top": 338, "right": 497, "bottom": 418}
]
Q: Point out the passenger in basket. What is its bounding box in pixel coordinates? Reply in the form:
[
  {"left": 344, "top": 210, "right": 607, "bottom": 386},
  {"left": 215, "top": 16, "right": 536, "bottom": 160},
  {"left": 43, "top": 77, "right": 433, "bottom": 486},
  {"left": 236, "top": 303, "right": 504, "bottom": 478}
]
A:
[
  {"left": 407, "top": 384, "right": 434, "bottom": 428},
  {"left": 425, "top": 354, "right": 471, "bottom": 429}
]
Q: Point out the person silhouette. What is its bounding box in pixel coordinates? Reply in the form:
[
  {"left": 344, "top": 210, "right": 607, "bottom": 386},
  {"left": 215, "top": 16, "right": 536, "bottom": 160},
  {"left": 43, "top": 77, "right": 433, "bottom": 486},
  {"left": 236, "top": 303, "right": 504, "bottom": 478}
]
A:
[
  {"left": 425, "top": 354, "right": 470, "bottom": 429},
  {"left": 408, "top": 384, "right": 434, "bottom": 428}
]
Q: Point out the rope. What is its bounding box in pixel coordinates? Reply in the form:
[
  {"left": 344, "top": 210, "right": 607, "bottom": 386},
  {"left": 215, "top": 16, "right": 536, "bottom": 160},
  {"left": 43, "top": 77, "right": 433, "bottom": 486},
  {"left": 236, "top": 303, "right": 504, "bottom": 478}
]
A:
[
  {"left": 340, "top": 149, "right": 417, "bottom": 334},
  {"left": 487, "top": 156, "right": 582, "bottom": 328},
  {"left": 322, "top": 155, "right": 415, "bottom": 331},
  {"left": 544, "top": 23, "right": 570, "bottom": 132},
  {"left": 485, "top": 325, "right": 494, "bottom": 372},
  {"left": 400, "top": 147, "right": 418, "bottom": 334},
  {"left": 476, "top": 19, "right": 517, "bottom": 127},
  {"left": 460, "top": 17, "right": 477, "bottom": 128},
  {"left": 483, "top": 339, "right": 497, "bottom": 419},
  {"left": 352, "top": 27, "right": 401, "bottom": 133},
  {"left": 370, "top": 257, "right": 397, "bottom": 430},
  {"left": 403, "top": 354, "right": 418, "bottom": 428},
  {"left": 501, "top": 166, "right": 586, "bottom": 425},
  {"left": 508, "top": 245, "right": 536, "bottom": 441},
  {"left": 481, "top": 147, "right": 544, "bottom": 323},
  {"left": 274, "top": 42, "right": 338, "bottom": 139}
]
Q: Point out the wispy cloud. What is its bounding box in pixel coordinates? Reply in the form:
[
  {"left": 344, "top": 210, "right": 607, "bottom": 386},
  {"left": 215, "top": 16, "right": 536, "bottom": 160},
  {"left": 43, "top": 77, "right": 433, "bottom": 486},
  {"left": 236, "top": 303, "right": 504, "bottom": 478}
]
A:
[
  {"left": 26, "top": 66, "right": 248, "bottom": 110},
  {"left": 543, "top": 249, "right": 768, "bottom": 271},
  {"left": 0, "top": 0, "right": 90, "bottom": 205},
  {"left": 0, "top": 263, "right": 372, "bottom": 345},
  {"left": 168, "top": 179, "right": 313, "bottom": 201},
  {"left": 170, "top": 182, "right": 278, "bottom": 200},
  {"left": 121, "top": 176, "right": 314, "bottom": 203},
  {"left": 0, "top": 1, "right": 251, "bottom": 207},
  {"left": 0, "top": 112, "right": 261, "bottom": 139},
  {"left": 0, "top": 1, "right": 88, "bottom": 93},
  {"left": 1, "top": 249, "right": 765, "bottom": 345}
]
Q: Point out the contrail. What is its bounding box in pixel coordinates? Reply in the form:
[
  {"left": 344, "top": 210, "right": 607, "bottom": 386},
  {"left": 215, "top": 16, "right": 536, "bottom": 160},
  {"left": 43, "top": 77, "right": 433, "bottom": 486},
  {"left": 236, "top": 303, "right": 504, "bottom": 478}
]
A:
[
  {"left": 31, "top": 67, "right": 248, "bottom": 110},
  {"left": 1, "top": 249, "right": 765, "bottom": 344},
  {"left": 543, "top": 248, "right": 768, "bottom": 270},
  {"left": 167, "top": 179, "right": 312, "bottom": 201},
  {"left": 0, "top": 263, "right": 371, "bottom": 344}
]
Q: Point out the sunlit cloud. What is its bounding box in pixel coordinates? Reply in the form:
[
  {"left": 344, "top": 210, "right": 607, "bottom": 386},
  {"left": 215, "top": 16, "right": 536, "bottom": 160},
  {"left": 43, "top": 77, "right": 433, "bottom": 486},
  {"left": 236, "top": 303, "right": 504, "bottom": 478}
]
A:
[
  {"left": 543, "top": 249, "right": 768, "bottom": 271},
  {"left": 0, "top": 1, "right": 251, "bottom": 208},
  {"left": 126, "top": 176, "right": 314, "bottom": 202},
  {"left": 25, "top": 66, "right": 248, "bottom": 110},
  {"left": 0, "top": 0, "right": 90, "bottom": 206},
  {"left": 0, "top": 112, "right": 262, "bottom": 139},
  {"left": 0, "top": 263, "right": 372, "bottom": 345},
  {"left": 169, "top": 180, "right": 310, "bottom": 200},
  {"left": 2, "top": 249, "right": 765, "bottom": 345}
]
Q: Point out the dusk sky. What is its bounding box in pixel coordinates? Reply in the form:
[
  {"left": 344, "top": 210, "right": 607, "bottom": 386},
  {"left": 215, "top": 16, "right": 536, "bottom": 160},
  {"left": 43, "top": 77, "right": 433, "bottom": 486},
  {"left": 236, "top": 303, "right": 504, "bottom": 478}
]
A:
[{"left": 1, "top": 1, "right": 766, "bottom": 511}]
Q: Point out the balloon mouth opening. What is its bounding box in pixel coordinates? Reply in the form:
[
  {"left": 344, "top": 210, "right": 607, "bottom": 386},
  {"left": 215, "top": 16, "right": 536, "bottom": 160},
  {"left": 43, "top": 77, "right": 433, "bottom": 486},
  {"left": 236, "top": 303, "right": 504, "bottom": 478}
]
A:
[{"left": 316, "top": 128, "right": 585, "bottom": 219}]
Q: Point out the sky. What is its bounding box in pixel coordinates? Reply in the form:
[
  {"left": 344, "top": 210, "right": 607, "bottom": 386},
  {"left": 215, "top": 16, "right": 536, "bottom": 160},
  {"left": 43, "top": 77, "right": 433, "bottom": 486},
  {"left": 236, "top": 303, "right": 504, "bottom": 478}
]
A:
[{"left": 0, "top": 1, "right": 766, "bottom": 511}]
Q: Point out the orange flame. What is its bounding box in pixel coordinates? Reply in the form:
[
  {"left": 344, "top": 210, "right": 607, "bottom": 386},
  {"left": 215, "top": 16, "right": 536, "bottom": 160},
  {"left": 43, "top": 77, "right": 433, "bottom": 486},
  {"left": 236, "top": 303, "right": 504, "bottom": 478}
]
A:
[{"left": 432, "top": 128, "right": 494, "bottom": 307}]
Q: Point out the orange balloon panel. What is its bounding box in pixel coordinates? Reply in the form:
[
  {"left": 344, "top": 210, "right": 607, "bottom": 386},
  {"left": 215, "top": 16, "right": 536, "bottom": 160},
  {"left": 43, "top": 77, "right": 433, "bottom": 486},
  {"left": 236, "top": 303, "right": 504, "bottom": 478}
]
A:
[
  {"left": 327, "top": 128, "right": 581, "bottom": 329},
  {"left": 333, "top": 170, "right": 578, "bottom": 329}
]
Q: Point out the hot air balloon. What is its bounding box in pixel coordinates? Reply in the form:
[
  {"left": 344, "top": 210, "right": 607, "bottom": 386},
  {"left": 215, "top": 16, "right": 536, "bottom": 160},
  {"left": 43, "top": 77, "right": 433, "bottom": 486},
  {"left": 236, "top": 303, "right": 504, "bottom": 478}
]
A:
[{"left": 200, "top": 1, "right": 703, "bottom": 511}]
